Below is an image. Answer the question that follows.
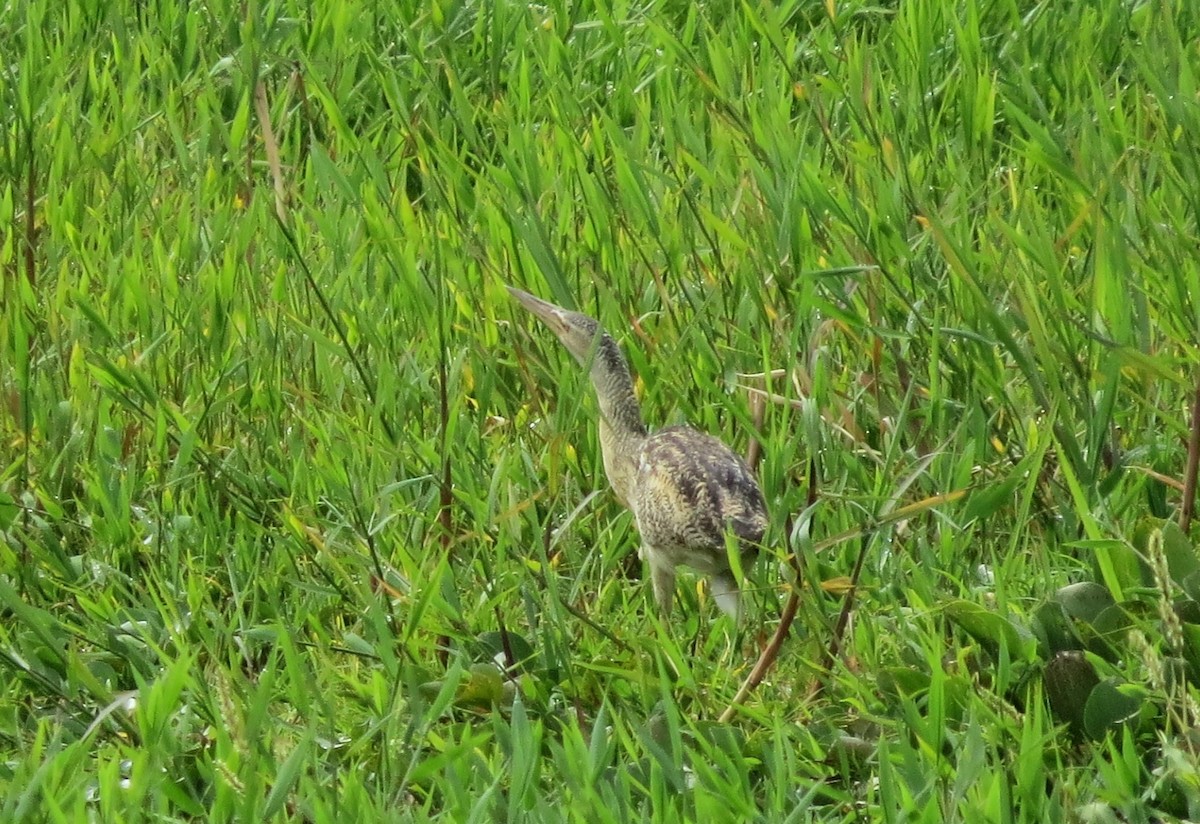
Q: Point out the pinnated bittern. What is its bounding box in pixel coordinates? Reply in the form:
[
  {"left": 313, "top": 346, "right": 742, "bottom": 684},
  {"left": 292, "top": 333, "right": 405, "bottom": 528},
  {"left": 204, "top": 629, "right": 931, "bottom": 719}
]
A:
[{"left": 507, "top": 286, "right": 767, "bottom": 621}]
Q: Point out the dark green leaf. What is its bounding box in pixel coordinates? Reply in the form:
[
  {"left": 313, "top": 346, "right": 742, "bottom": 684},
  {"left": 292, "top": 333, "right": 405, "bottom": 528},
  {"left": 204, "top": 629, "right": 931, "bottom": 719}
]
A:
[
  {"left": 476, "top": 630, "right": 536, "bottom": 671},
  {"left": 944, "top": 599, "right": 1036, "bottom": 660},
  {"left": 1056, "top": 582, "right": 1115, "bottom": 624},
  {"left": 1162, "top": 522, "right": 1200, "bottom": 591},
  {"left": 0, "top": 491, "right": 17, "bottom": 530},
  {"left": 1083, "top": 679, "right": 1145, "bottom": 740},
  {"left": 1031, "top": 600, "right": 1081, "bottom": 658},
  {"left": 878, "top": 667, "right": 930, "bottom": 697}
]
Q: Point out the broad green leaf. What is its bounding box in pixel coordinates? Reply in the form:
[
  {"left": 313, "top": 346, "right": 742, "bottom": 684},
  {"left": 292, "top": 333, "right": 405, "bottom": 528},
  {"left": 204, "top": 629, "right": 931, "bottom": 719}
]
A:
[
  {"left": 475, "top": 630, "right": 536, "bottom": 672},
  {"left": 1162, "top": 522, "right": 1200, "bottom": 590},
  {"left": 878, "top": 667, "right": 931, "bottom": 697},
  {"left": 454, "top": 663, "right": 508, "bottom": 709},
  {"left": 1031, "top": 600, "right": 1082, "bottom": 658},
  {"left": 1083, "top": 679, "right": 1145, "bottom": 741},
  {"left": 1056, "top": 582, "right": 1115, "bottom": 624},
  {"left": 0, "top": 491, "right": 17, "bottom": 530},
  {"left": 943, "top": 599, "right": 1037, "bottom": 661}
]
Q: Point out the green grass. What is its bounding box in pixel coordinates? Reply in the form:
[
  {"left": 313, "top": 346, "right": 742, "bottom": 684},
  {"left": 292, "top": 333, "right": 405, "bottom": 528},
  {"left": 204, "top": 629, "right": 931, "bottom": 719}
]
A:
[{"left": 3, "top": 0, "right": 1200, "bottom": 819}]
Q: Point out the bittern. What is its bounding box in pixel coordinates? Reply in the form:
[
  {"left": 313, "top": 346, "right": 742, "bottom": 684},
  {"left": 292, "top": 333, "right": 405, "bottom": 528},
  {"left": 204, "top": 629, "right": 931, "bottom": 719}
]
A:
[{"left": 507, "top": 286, "right": 767, "bottom": 621}]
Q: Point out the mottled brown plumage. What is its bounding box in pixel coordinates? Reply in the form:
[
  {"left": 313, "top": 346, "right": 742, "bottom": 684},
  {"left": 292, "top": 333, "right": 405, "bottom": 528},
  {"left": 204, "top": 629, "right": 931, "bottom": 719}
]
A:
[{"left": 507, "top": 286, "right": 766, "bottom": 620}]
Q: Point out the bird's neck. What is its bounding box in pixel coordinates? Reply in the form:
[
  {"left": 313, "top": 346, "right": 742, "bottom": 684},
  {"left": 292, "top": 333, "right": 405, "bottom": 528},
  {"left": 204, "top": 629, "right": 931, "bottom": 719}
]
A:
[
  {"left": 589, "top": 336, "right": 647, "bottom": 508},
  {"left": 593, "top": 373, "right": 646, "bottom": 439},
  {"left": 587, "top": 336, "right": 647, "bottom": 437}
]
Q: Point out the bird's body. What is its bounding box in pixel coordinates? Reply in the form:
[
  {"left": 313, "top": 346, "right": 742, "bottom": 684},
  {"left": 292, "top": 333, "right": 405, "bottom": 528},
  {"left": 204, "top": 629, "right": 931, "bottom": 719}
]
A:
[{"left": 507, "top": 286, "right": 766, "bottom": 620}]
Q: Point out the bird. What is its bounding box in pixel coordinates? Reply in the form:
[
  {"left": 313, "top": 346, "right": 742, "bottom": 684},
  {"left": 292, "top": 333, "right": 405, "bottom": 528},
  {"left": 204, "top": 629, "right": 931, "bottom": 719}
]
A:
[{"left": 506, "top": 285, "right": 767, "bottom": 621}]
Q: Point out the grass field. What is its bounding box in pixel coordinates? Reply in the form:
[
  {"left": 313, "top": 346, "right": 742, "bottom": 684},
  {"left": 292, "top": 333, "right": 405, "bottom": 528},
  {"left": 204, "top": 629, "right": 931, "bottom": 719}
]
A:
[{"left": 4, "top": 0, "right": 1200, "bottom": 819}]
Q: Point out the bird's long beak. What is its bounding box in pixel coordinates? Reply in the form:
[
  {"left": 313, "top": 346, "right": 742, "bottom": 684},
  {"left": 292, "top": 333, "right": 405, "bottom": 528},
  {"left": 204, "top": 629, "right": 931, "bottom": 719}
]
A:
[{"left": 506, "top": 286, "right": 572, "bottom": 336}]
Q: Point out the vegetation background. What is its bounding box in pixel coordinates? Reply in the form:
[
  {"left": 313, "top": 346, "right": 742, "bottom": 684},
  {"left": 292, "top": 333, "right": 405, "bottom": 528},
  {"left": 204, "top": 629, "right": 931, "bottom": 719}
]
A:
[{"left": 3, "top": 0, "right": 1200, "bottom": 820}]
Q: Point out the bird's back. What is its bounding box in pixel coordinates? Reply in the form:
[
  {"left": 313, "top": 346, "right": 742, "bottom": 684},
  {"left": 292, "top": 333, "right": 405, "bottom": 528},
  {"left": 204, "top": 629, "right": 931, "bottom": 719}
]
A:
[{"left": 630, "top": 426, "right": 766, "bottom": 575}]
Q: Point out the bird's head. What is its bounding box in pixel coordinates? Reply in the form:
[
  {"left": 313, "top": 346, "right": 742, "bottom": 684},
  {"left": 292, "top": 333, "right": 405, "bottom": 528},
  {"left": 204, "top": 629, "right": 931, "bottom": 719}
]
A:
[{"left": 506, "top": 286, "right": 607, "bottom": 366}]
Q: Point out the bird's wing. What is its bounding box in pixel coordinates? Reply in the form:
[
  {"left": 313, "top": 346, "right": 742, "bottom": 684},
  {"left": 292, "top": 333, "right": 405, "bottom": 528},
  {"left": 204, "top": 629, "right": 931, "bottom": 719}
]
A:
[{"left": 632, "top": 427, "right": 766, "bottom": 555}]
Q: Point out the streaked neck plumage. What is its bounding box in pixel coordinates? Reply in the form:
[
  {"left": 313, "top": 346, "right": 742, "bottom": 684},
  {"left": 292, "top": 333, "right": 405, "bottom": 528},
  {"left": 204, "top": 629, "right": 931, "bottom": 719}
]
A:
[{"left": 588, "top": 334, "right": 647, "bottom": 508}]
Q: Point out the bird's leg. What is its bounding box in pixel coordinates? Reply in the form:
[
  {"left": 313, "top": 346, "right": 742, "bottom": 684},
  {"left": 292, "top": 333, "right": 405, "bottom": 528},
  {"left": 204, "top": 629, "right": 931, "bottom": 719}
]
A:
[
  {"left": 646, "top": 551, "right": 676, "bottom": 618},
  {"left": 709, "top": 571, "right": 742, "bottom": 623}
]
